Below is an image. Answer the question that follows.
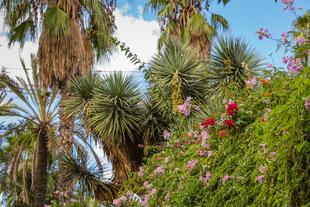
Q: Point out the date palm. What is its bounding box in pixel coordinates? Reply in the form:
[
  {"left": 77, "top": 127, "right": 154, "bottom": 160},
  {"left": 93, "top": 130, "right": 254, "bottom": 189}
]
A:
[
  {"left": 0, "top": 56, "right": 59, "bottom": 207},
  {"left": 145, "top": 0, "right": 230, "bottom": 58},
  {"left": 0, "top": 0, "right": 116, "bottom": 200}
]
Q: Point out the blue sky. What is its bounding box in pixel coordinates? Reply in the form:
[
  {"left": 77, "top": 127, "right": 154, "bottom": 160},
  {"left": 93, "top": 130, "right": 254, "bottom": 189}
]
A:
[{"left": 118, "top": 0, "right": 310, "bottom": 67}]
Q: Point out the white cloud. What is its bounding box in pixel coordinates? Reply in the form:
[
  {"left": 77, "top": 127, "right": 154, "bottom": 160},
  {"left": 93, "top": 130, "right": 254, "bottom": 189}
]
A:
[{"left": 0, "top": 8, "right": 160, "bottom": 77}]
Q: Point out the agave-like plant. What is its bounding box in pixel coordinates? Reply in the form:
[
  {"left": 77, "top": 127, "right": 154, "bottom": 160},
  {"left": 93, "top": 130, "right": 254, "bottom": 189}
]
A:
[
  {"left": 206, "top": 36, "right": 264, "bottom": 95},
  {"left": 149, "top": 39, "right": 207, "bottom": 113}
]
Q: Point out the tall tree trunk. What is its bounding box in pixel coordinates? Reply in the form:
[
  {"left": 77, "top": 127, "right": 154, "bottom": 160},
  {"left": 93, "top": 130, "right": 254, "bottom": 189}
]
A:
[
  {"left": 33, "top": 129, "right": 48, "bottom": 207},
  {"left": 58, "top": 89, "right": 74, "bottom": 203}
]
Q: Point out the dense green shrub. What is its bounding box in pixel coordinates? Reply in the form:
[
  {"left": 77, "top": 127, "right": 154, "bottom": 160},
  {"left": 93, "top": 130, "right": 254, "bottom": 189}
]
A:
[{"left": 113, "top": 66, "right": 310, "bottom": 206}]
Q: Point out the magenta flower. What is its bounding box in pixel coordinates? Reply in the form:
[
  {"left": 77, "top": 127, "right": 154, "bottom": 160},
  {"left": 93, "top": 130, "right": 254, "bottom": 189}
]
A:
[
  {"left": 256, "top": 28, "right": 271, "bottom": 40},
  {"left": 266, "top": 64, "right": 274, "bottom": 68},
  {"left": 113, "top": 199, "right": 122, "bottom": 207},
  {"left": 303, "top": 96, "right": 310, "bottom": 109},
  {"left": 222, "top": 174, "right": 230, "bottom": 184},
  {"left": 256, "top": 175, "right": 263, "bottom": 184},
  {"left": 282, "top": 56, "right": 288, "bottom": 64},
  {"left": 154, "top": 165, "right": 165, "bottom": 176},
  {"left": 281, "top": 32, "right": 289, "bottom": 42},
  {"left": 120, "top": 196, "right": 127, "bottom": 202},
  {"left": 260, "top": 143, "right": 267, "bottom": 151},
  {"left": 163, "top": 130, "right": 171, "bottom": 139},
  {"left": 199, "top": 176, "right": 207, "bottom": 185},
  {"left": 185, "top": 159, "right": 198, "bottom": 171},
  {"left": 259, "top": 165, "right": 266, "bottom": 173},
  {"left": 149, "top": 188, "right": 157, "bottom": 196},
  {"left": 206, "top": 172, "right": 212, "bottom": 180},
  {"left": 195, "top": 105, "right": 200, "bottom": 111}
]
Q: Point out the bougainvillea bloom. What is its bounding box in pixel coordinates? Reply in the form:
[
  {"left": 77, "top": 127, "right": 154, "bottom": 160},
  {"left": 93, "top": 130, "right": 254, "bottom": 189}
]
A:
[
  {"left": 256, "top": 175, "right": 263, "bottom": 184},
  {"left": 163, "top": 130, "right": 171, "bottom": 139},
  {"left": 281, "top": 32, "right": 289, "bottom": 42},
  {"left": 226, "top": 101, "right": 239, "bottom": 117},
  {"left": 185, "top": 159, "right": 198, "bottom": 171},
  {"left": 223, "top": 119, "right": 236, "bottom": 130},
  {"left": 201, "top": 117, "right": 215, "bottom": 128},
  {"left": 113, "top": 199, "right": 122, "bottom": 207},
  {"left": 219, "top": 130, "right": 228, "bottom": 137},
  {"left": 222, "top": 174, "right": 230, "bottom": 184},
  {"left": 302, "top": 97, "right": 310, "bottom": 109},
  {"left": 255, "top": 28, "right": 271, "bottom": 40},
  {"left": 259, "top": 165, "right": 266, "bottom": 173}
]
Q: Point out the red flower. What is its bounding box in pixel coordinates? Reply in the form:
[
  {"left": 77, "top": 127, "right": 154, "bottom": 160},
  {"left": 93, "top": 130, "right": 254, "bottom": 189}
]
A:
[
  {"left": 226, "top": 102, "right": 239, "bottom": 117},
  {"left": 201, "top": 117, "right": 215, "bottom": 128},
  {"left": 223, "top": 119, "right": 236, "bottom": 130},
  {"left": 219, "top": 130, "right": 228, "bottom": 137}
]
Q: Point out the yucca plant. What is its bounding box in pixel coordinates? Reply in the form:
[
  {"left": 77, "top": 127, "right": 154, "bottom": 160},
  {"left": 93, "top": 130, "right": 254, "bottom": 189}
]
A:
[
  {"left": 0, "top": 56, "right": 59, "bottom": 207},
  {"left": 149, "top": 39, "right": 207, "bottom": 113},
  {"left": 206, "top": 36, "right": 264, "bottom": 96}
]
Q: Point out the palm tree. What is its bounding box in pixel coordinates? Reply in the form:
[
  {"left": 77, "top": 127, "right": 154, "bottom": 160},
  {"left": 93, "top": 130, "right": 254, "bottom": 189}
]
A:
[
  {"left": 0, "top": 0, "right": 116, "bottom": 200},
  {"left": 0, "top": 56, "right": 59, "bottom": 207},
  {"left": 149, "top": 39, "right": 207, "bottom": 113},
  {"left": 206, "top": 37, "right": 264, "bottom": 96},
  {"left": 145, "top": 0, "right": 230, "bottom": 58}
]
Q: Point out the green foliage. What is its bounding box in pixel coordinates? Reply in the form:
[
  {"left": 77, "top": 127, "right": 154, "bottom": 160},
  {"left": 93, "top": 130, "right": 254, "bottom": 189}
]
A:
[
  {"left": 116, "top": 65, "right": 310, "bottom": 206},
  {"left": 43, "top": 7, "right": 70, "bottom": 40},
  {"left": 207, "top": 37, "right": 264, "bottom": 95}
]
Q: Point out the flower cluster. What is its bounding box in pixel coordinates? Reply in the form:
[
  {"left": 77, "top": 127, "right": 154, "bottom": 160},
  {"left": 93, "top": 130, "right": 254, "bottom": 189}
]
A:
[
  {"left": 223, "top": 119, "right": 236, "bottom": 130},
  {"left": 184, "top": 159, "right": 198, "bottom": 171},
  {"left": 303, "top": 96, "right": 310, "bottom": 109},
  {"left": 245, "top": 77, "right": 257, "bottom": 89},
  {"left": 163, "top": 130, "right": 171, "bottom": 139},
  {"left": 199, "top": 172, "right": 212, "bottom": 185},
  {"left": 201, "top": 117, "right": 215, "bottom": 128},
  {"left": 281, "top": 0, "right": 302, "bottom": 11},
  {"left": 226, "top": 101, "right": 239, "bottom": 117},
  {"left": 219, "top": 130, "right": 228, "bottom": 137},
  {"left": 256, "top": 28, "right": 271, "bottom": 40},
  {"left": 259, "top": 79, "right": 270, "bottom": 86},
  {"left": 295, "top": 37, "right": 307, "bottom": 45},
  {"left": 154, "top": 165, "right": 165, "bottom": 176},
  {"left": 113, "top": 195, "right": 127, "bottom": 207},
  {"left": 178, "top": 97, "right": 192, "bottom": 116},
  {"left": 261, "top": 108, "right": 271, "bottom": 122},
  {"left": 281, "top": 32, "right": 289, "bottom": 42},
  {"left": 282, "top": 56, "right": 303, "bottom": 74},
  {"left": 178, "top": 97, "right": 200, "bottom": 116}
]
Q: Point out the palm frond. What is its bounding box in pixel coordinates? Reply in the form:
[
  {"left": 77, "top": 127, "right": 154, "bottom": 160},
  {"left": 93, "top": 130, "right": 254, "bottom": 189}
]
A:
[{"left": 59, "top": 152, "right": 119, "bottom": 202}]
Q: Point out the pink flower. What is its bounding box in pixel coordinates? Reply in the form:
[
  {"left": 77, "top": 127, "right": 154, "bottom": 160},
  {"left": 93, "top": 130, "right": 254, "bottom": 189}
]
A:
[
  {"left": 206, "top": 172, "right": 212, "bottom": 180},
  {"left": 195, "top": 105, "right": 200, "bottom": 111},
  {"left": 138, "top": 171, "right": 143, "bottom": 177},
  {"left": 282, "top": 56, "right": 288, "bottom": 64},
  {"left": 185, "top": 159, "right": 198, "bottom": 171},
  {"left": 113, "top": 199, "right": 122, "bottom": 207},
  {"left": 260, "top": 143, "right": 267, "bottom": 151},
  {"left": 281, "top": 32, "right": 289, "bottom": 42},
  {"left": 270, "top": 151, "right": 276, "bottom": 160},
  {"left": 256, "top": 28, "right": 271, "bottom": 40},
  {"left": 222, "top": 174, "right": 230, "bottom": 184},
  {"left": 164, "top": 157, "right": 169, "bottom": 163},
  {"left": 242, "top": 62, "right": 247, "bottom": 68},
  {"left": 143, "top": 182, "right": 153, "bottom": 189},
  {"left": 149, "top": 188, "right": 157, "bottom": 196},
  {"left": 256, "top": 175, "right": 263, "bottom": 184},
  {"left": 199, "top": 176, "right": 207, "bottom": 185},
  {"left": 296, "top": 37, "right": 307, "bottom": 44},
  {"left": 303, "top": 97, "right": 310, "bottom": 109},
  {"left": 266, "top": 64, "right": 274, "bottom": 68},
  {"left": 154, "top": 166, "right": 165, "bottom": 175},
  {"left": 163, "top": 130, "right": 171, "bottom": 139},
  {"left": 207, "top": 151, "right": 213, "bottom": 157},
  {"left": 120, "top": 196, "right": 127, "bottom": 202},
  {"left": 259, "top": 165, "right": 266, "bottom": 173}
]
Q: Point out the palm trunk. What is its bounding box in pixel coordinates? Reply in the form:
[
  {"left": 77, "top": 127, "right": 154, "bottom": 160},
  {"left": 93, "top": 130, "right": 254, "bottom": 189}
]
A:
[
  {"left": 58, "top": 89, "right": 74, "bottom": 203},
  {"left": 33, "top": 129, "right": 48, "bottom": 207}
]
